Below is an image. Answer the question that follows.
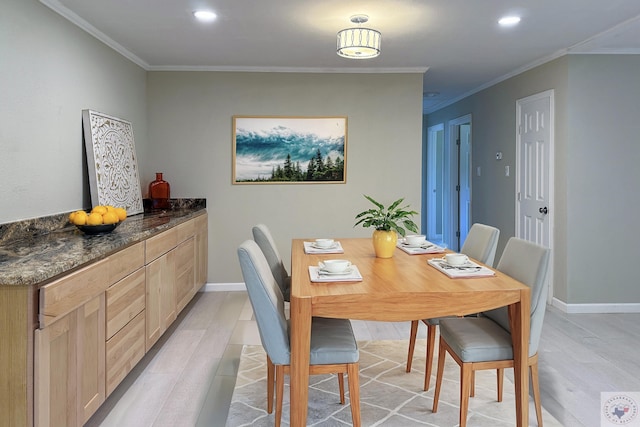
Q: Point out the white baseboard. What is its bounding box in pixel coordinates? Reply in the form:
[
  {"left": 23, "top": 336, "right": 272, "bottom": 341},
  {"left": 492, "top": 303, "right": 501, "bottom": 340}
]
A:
[
  {"left": 552, "top": 297, "right": 640, "bottom": 313},
  {"left": 200, "top": 282, "right": 246, "bottom": 292}
]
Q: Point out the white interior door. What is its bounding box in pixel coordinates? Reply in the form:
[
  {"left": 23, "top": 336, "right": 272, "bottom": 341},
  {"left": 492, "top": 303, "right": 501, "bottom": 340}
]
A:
[{"left": 516, "top": 90, "right": 554, "bottom": 300}]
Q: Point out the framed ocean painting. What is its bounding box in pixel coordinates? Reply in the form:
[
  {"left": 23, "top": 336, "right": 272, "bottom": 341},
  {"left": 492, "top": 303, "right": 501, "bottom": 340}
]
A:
[{"left": 232, "top": 116, "right": 347, "bottom": 184}]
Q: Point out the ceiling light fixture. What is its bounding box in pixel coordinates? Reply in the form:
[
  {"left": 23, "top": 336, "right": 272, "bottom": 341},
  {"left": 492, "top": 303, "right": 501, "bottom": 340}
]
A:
[
  {"left": 193, "top": 10, "right": 217, "bottom": 22},
  {"left": 337, "top": 15, "right": 381, "bottom": 59},
  {"left": 498, "top": 16, "right": 521, "bottom": 26}
]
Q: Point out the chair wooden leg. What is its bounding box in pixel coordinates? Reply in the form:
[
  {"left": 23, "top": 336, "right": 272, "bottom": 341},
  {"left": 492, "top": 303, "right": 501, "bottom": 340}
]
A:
[
  {"left": 459, "top": 363, "right": 472, "bottom": 427},
  {"left": 531, "top": 362, "right": 543, "bottom": 427},
  {"left": 267, "top": 356, "right": 275, "bottom": 413},
  {"left": 275, "top": 365, "right": 284, "bottom": 427},
  {"left": 338, "top": 373, "right": 345, "bottom": 404},
  {"left": 347, "top": 363, "right": 361, "bottom": 427},
  {"left": 497, "top": 368, "right": 504, "bottom": 402},
  {"left": 424, "top": 323, "right": 437, "bottom": 390},
  {"left": 406, "top": 320, "right": 419, "bottom": 372},
  {"left": 470, "top": 371, "right": 475, "bottom": 397},
  {"left": 432, "top": 337, "right": 447, "bottom": 413}
]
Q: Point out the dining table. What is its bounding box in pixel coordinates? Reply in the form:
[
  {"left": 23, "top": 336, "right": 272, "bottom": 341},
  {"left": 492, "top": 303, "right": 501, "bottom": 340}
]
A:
[{"left": 289, "top": 237, "right": 531, "bottom": 426}]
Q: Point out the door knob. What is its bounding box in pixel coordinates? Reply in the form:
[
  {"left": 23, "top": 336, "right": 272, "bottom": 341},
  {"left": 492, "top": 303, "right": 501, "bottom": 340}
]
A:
[{"left": 539, "top": 207, "right": 548, "bottom": 214}]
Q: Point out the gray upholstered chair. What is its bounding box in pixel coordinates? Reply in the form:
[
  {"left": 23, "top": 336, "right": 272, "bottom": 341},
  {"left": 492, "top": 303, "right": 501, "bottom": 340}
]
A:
[
  {"left": 237, "top": 240, "right": 361, "bottom": 427},
  {"left": 432, "top": 237, "right": 550, "bottom": 427},
  {"left": 252, "top": 224, "right": 291, "bottom": 301},
  {"left": 406, "top": 223, "right": 500, "bottom": 391}
]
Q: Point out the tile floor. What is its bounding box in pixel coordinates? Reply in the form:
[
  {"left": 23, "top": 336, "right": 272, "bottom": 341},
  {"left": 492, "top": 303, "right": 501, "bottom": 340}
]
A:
[{"left": 86, "top": 291, "right": 640, "bottom": 427}]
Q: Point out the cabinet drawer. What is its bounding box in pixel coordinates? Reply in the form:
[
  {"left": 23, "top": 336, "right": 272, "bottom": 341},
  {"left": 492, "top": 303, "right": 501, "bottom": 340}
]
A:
[
  {"left": 176, "top": 219, "right": 195, "bottom": 244},
  {"left": 145, "top": 228, "right": 177, "bottom": 263},
  {"left": 106, "top": 268, "right": 145, "bottom": 340},
  {"left": 108, "top": 242, "right": 144, "bottom": 284},
  {"left": 105, "top": 311, "right": 145, "bottom": 396},
  {"left": 39, "top": 258, "right": 109, "bottom": 328}
]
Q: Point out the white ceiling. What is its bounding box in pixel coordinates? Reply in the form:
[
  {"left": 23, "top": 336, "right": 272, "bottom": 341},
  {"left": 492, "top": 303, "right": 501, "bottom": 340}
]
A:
[{"left": 41, "top": 0, "right": 640, "bottom": 113}]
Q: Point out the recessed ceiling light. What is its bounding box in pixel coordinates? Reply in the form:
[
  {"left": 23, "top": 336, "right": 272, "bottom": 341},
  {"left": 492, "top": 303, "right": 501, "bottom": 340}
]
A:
[
  {"left": 498, "top": 16, "right": 521, "bottom": 26},
  {"left": 193, "top": 10, "right": 217, "bottom": 22}
]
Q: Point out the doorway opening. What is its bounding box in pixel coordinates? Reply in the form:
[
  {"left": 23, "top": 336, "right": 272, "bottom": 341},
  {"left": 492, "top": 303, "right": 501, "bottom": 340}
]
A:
[
  {"left": 425, "top": 123, "right": 445, "bottom": 244},
  {"left": 424, "top": 116, "right": 472, "bottom": 251}
]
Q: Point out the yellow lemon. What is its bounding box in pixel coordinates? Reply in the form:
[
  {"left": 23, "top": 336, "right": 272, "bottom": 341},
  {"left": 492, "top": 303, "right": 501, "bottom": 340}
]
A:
[
  {"left": 68, "top": 211, "right": 76, "bottom": 223},
  {"left": 105, "top": 205, "right": 116, "bottom": 213},
  {"left": 102, "top": 211, "right": 119, "bottom": 225},
  {"left": 91, "top": 205, "right": 107, "bottom": 215},
  {"left": 87, "top": 212, "right": 104, "bottom": 226},
  {"left": 114, "top": 207, "right": 127, "bottom": 221},
  {"left": 72, "top": 211, "right": 88, "bottom": 226}
]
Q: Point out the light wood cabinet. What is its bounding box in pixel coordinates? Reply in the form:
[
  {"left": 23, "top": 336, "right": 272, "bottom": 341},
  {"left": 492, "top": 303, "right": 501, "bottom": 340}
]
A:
[
  {"left": 175, "top": 237, "right": 196, "bottom": 313},
  {"left": 12, "top": 211, "right": 207, "bottom": 427},
  {"left": 105, "top": 311, "right": 145, "bottom": 396},
  {"left": 145, "top": 246, "right": 176, "bottom": 351},
  {"left": 35, "top": 293, "right": 106, "bottom": 427},
  {"left": 195, "top": 213, "right": 208, "bottom": 288},
  {"left": 34, "top": 310, "right": 77, "bottom": 427},
  {"left": 105, "top": 243, "right": 145, "bottom": 396},
  {"left": 78, "top": 294, "right": 106, "bottom": 424}
]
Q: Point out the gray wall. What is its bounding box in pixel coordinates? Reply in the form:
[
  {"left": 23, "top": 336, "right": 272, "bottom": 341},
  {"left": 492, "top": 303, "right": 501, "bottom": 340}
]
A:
[
  {"left": 427, "top": 54, "right": 640, "bottom": 305},
  {"left": 566, "top": 55, "right": 640, "bottom": 304},
  {"left": 1, "top": 0, "right": 147, "bottom": 223},
  {"left": 146, "top": 72, "right": 424, "bottom": 283},
  {"left": 2, "top": 1, "right": 423, "bottom": 285}
]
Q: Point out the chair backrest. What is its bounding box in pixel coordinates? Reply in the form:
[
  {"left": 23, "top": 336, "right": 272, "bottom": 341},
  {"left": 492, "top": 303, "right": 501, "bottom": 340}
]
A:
[
  {"left": 484, "top": 237, "right": 550, "bottom": 356},
  {"left": 252, "top": 224, "right": 289, "bottom": 296},
  {"left": 237, "top": 240, "right": 290, "bottom": 365},
  {"left": 460, "top": 223, "right": 500, "bottom": 267}
]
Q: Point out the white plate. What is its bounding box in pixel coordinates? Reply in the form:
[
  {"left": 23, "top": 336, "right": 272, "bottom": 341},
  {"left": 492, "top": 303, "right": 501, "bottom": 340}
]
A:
[
  {"left": 312, "top": 243, "right": 338, "bottom": 250},
  {"left": 441, "top": 262, "right": 477, "bottom": 269},
  {"left": 402, "top": 242, "right": 424, "bottom": 248},
  {"left": 318, "top": 267, "right": 353, "bottom": 276}
]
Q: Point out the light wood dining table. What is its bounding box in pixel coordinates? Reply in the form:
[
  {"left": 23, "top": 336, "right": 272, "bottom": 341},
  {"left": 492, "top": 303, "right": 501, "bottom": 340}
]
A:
[{"left": 289, "top": 238, "right": 531, "bottom": 426}]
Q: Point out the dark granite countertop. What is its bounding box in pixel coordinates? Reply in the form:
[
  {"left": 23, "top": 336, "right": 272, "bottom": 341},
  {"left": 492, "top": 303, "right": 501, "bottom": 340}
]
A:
[{"left": 0, "top": 200, "right": 206, "bottom": 287}]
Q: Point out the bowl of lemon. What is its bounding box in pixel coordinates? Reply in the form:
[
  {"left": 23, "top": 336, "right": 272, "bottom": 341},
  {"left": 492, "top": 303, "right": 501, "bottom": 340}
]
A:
[{"left": 69, "top": 205, "right": 127, "bottom": 235}]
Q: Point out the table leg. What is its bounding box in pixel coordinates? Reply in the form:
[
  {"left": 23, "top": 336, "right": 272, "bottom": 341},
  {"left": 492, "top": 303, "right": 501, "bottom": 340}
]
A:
[
  {"left": 289, "top": 296, "right": 312, "bottom": 427},
  {"left": 510, "top": 290, "right": 531, "bottom": 427}
]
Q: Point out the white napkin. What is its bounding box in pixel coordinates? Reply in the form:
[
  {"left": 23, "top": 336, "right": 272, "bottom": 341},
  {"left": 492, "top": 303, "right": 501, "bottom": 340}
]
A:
[
  {"left": 308, "top": 265, "right": 363, "bottom": 282},
  {"left": 303, "top": 241, "right": 345, "bottom": 254},
  {"left": 427, "top": 258, "right": 495, "bottom": 278},
  {"left": 397, "top": 240, "right": 446, "bottom": 255}
]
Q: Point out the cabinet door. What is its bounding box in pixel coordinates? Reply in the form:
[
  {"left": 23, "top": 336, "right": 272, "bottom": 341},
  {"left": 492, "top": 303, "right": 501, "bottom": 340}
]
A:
[
  {"left": 77, "top": 294, "right": 105, "bottom": 424},
  {"left": 145, "top": 251, "right": 176, "bottom": 351},
  {"left": 35, "top": 311, "right": 78, "bottom": 427},
  {"left": 195, "top": 214, "right": 208, "bottom": 288},
  {"left": 175, "top": 237, "right": 195, "bottom": 314},
  {"left": 35, "top": 294, "right": 106, "bottom": 427}
]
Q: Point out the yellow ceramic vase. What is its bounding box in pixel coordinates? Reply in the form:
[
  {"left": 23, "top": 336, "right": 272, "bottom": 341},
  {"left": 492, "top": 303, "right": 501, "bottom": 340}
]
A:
[{"left": 372, "top": 229, "right": 398, "bottom": 258}]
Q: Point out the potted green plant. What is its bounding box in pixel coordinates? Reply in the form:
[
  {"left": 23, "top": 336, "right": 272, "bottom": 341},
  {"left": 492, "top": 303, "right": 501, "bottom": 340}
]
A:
[{"left": 354, "top": 195, "right": 419, "bottom": 258}]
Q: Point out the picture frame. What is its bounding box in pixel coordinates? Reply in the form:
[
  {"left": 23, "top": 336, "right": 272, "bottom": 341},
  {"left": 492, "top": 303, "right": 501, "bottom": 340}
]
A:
[
  {"left": 82, "top": 110, "right": 144, "bottom": 214},
  {"left": 232, "top": 116, "right": 347, "bottom": 184}
]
